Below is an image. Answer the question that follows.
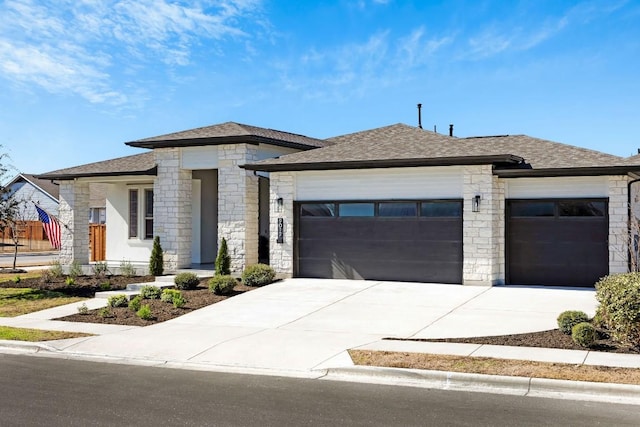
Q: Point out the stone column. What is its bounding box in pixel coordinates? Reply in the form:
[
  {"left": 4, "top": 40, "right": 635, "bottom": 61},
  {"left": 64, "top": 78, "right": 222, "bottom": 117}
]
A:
[
  {"left": 462, "top": 165, "right": 503, "bottom": 286},
  {"left": 154, "top": 148, "right": 192, "bottom": 271},
  {"left": 218, "top": 144, "right": 259, "bottom": 272},
  {"left": 608, "top": 175, "right": 629, "bottom": 274},
  {"left": 58, "top": 181, "right": 90, "bottom": 266},
  {"left": 269, "top": 172, "right": 295, "bottom": 277}
]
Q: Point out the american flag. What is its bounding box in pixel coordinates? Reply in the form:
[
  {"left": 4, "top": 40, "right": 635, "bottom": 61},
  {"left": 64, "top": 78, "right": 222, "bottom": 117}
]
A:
[{"left": 35, "top": 204, "right": 61, "bottom": 250}]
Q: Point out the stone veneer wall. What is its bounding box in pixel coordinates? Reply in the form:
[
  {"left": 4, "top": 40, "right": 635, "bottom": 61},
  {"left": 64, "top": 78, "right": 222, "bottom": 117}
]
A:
[
  {"left": 462, "top": 165, "right": 503, "bottom": 286},
  {"left": 58, "top": 181, "right": 90, "bottom": 265},
  {"left": 608, "top": 175, "right": 629, "bottom": 274},
  {"left": 269, "top": 171, "right": 295, "bottom": 277},
  {"left": 217, "top": 144, "right": 259, "bottom": 272},
  {"left": 154, "top": 148, "right": 192, "bottom": 271}
]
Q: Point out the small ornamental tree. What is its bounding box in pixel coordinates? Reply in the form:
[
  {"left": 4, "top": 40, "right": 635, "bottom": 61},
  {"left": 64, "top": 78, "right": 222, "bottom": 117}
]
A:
[
  {"left": 215, "top": 237, "right": 231, "bottom": 276},
  {"left": 149, "top": 236, "right": 164, "bottom": 276}
]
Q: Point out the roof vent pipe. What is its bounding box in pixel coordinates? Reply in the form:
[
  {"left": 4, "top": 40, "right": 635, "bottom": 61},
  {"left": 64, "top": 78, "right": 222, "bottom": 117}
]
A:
[
  {"left": 449, "top": 124, "right": 454, "bottom": 137},
  {"left": 417, "top": 103, "right": 423, "bottom": 129}
]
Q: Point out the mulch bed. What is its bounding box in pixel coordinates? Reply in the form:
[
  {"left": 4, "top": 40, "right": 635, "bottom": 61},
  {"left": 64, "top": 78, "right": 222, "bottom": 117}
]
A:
[
  {"left": 387, "top": 328, "right": 640, "bottom": 354},
  {"left": 58, "top": 280, "right": 255, "bottom": 326},
  {"left": 0, "top": 274, "right": 154, "bottom": 297}
]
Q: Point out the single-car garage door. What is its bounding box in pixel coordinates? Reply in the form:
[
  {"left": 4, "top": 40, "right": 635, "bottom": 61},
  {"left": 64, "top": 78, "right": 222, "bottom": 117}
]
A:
[
  {"left": 507, "top": 199, "right": 609, "bottom": 287},
  {"left": 295, "top": 200, "right": 462, "bottom": 283}
]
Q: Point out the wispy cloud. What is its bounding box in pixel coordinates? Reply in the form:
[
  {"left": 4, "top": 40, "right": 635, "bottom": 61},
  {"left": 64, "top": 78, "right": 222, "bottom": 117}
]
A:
[{"left": 0, "top": 0, "right": 263, "bottom": 105}]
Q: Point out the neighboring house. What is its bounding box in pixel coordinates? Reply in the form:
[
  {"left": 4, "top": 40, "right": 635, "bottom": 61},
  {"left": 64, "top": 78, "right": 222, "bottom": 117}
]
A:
[
  {"left": 4, "top": 173, "right": 60, "bottom": 220},
  {"left": 38, "top": 121, "right": 640, "bottom": 287}
]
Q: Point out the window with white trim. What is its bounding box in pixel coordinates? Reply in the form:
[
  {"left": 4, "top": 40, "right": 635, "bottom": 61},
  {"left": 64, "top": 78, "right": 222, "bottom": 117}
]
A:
[{"left": 128, "top": 186, "right": 154, "bottom": 240}]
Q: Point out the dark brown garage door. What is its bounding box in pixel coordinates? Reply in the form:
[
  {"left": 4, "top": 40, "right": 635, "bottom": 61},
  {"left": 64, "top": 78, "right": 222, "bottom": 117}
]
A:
[
  {"left": 295, "top": 200, "right": 462, "bottom": 283},
  {"left": 507, "top": 199, "right": 609, "bottom": 287}
]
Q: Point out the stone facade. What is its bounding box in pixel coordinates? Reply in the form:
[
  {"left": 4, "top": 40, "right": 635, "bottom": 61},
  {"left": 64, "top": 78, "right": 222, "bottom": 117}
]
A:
[
  {"left": 59, "top": 181, "right": 90, "bottom": 265},
  {"left": 608, "top": 175, "right": 629, "bottom": 274},
  {"left": 462, "top": 165, "right": 503, "bottom": 286},
  {"left": 269, "top": 171, "right": 295, "bottom": 277},
  {"left": 154, "top": 148, "right": 192, "bottom": 271},
  {"left": 217, "top": 144, "right": 260, "bottom": 272}
]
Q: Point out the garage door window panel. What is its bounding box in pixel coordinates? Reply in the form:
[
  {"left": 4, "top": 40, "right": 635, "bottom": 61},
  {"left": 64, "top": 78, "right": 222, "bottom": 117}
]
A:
[
  {"left": 509, "top": 201, "right": 555, "bottom": 217},
  {"left": 559, "top": 201, "right": 605, "bottom": 217},
  {"left": 378, "top": 202, "right": 417, "bottom": 217},
  {"left": 339, "top": 203, "right": 375, "bottom": 217},
  {"left": 420, "top": 201, "right": 462, "bottom": 217},
  {"left": 300, "top": 203, "right": 336, "bottom": 217}
]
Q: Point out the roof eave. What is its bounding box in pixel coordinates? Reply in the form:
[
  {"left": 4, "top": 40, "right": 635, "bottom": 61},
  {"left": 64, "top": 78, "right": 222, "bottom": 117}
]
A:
[
  {"left": 36, "top": 166, "right": 158, "bottom": 181},
  {"left": 494, "top": 165, "right": 640, "bottom": 178},
  {"left": 126, "top": 135, "right": 321, "bottom": 150},
  {"left": 242, "top": 155, "right": 523, "bottom": 172}
]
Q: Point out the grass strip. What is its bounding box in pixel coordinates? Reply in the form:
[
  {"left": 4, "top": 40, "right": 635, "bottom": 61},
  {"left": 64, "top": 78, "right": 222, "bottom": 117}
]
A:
[
  {"left": 0, "top": 326, "right": 92, "bottom": 341},
  {"left": 349, "top": 350, "right": 640, "bottom": 385},
  {"left": 0, "top": 288, "right": 85, "bottom": 317}
]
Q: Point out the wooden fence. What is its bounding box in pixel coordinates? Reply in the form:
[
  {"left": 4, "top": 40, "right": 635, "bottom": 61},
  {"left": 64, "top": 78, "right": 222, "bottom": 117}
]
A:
[{"left": 90, "top": 224, "right": 106, "bottom": 262}]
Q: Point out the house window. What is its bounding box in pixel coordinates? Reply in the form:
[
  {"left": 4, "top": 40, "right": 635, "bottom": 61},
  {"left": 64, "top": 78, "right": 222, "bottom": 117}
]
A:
[
  {"left": 144, "top": 189, "right": 154, "bottom": 239},
  {"left": 129, "top": 189, "right": 138, "bottom": 238}
]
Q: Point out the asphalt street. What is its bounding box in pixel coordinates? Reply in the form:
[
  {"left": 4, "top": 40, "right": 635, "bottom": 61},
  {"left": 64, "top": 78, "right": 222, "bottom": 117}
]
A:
[{"left": 0, "top": 354, "right": 637, "bottom": 426}]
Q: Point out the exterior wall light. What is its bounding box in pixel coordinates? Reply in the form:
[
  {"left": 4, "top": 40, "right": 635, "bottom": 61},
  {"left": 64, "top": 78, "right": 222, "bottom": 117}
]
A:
[
  {"left": 276, "top": 197, "right": 283, "bottom": 213},
  {"left": 472, "top": 195, "right": 481, "bottom": 212}
]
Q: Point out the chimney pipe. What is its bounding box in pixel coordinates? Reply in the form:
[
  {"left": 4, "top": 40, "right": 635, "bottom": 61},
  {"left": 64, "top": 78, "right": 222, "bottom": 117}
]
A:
[
  {"left": 417, "top": 104, "right": 422, "bottom": 129},
  {"left": 449, "top": 124, "right": 454, "bottom": 137}
]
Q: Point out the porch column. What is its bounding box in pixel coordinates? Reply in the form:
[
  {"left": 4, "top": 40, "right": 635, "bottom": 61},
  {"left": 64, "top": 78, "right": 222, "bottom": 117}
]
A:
[
  {"left": 59, "top": 181, "right": 90, "bottom": 266},
  {"left": 462, "top": 165, "right": 504, "bottom": 286},
  {"left": 218, "top": 144, "right": 259, "bottom": 273},
  {"left": 269, "top": 172, "right": 294, "bottom": 277},
  {"left": 154, "top": 148, "right": 192, "bottom": 271},
  {"left": 608, "top": 175, "right": 629, "bottom": 274}
]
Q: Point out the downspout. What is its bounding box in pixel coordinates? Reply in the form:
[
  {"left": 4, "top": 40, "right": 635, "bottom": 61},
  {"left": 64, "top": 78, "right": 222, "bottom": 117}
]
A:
[{"left": 627, "top": 177, "right": 640, "bottom": 272}]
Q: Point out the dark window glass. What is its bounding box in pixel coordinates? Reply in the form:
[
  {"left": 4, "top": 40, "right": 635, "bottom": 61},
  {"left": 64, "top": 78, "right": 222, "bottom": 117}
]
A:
[
  {"left": 379, "top": 202, "right": 417, "bottom": 217},
  {"left": 300, "top": 203, "right": 336, "bottom": 217},
  {"left": 144, "top": 189, "right": 154, "bottom": 239},
  {"left": 339, "top": 203, "right": 375, "bottom": 217},
  {"left": 510, "top": 202, "right": 555, "bottom": 217},
  {"left": 128, "top": 189, "right": 138, "bottom": 238},
  {"left": 559, "top": 201, "right": 605, "bottom": 217},
  {"left": 421, "top": 201, "right": 462, "bottom": 217}
]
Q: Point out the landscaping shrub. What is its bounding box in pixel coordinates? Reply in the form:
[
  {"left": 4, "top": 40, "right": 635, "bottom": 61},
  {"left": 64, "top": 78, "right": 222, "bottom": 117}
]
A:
[
  {"left": 208, "top": 275, "right": 236, "bottom": 295},
  {"left": 13, "top": 276, "right": 20, "bottom": 284},
  {"left": 107, "top": 294, "right": 129, "bottom": 308},
  {"left": 99, "top": 307, "right": 113, "bottom": 318},
  {"left": 65, "top": 277, "right": 76, "bottom": 287},
  {"left": 137, "top": 304, "right": 154, "bottom": 320},
  {"left": 161, "top": 289, "right": 182, "bottom": 303},
  {"left": 120, "top": 260, "right": 136, "bottom": 277},
  {"left": 215, "top": 237, "right": 231, "bottom": 276},
  {"left": 128, "top": 295, "right": 142, "bottom": 312},
  {"left": 572, "top": 322, "right": 596, "bottom": 347},
  {"left": 140, "top": 285, "right": 161, "bottom": 300},
  {"left": 595, "top": 273, "right": 640, "bottom": 346},
  {"left": 40, "top": 269, "right": 53, "bottom": 284},
  {"left": 49, "top": 260, "right": 64, "bottom": 278},
  {"left": 557, "top": 310, "right": 589, "bottom": 335},
  {"left": 77, "top": 303, "right": 89, "bottom": 315},
  {"left": 241, "top": 264, "right": 275, "bottom": 287},
  {"left": 69, "top": 260, "right": 83, "bottom": 278},
  {"left": 149, "top": 236, "right": 164, "bottom": 276},
  {"left": 172, "top": 293, "right": 186, "bottom": 308},
  {"left": 100, "top": 281, "right": 111, "bottom": 291},
  {"left": 174, "top": 272, "right": 199, "bottom": 290},
  {"left": 92, "top": 262, "right": 109, "bottom": 277}
]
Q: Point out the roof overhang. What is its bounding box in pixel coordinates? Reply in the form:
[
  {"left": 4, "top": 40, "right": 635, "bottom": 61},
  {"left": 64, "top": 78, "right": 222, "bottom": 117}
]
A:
[
  {"left": 126, "top": 135, "right": 320, "bottom": 151},
  {"left": 36, "top": 166, "right": 158, "bottom": 181},
  {"left": 494, "top": 165, "right": 640, "bottom": 178},
  {"left": 242, "top": 154, "right": 524, "bottom": 172}
]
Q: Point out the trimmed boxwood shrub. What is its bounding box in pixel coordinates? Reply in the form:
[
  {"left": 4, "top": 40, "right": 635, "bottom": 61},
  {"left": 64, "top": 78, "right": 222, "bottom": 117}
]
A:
[
  {"left": 161, "top": 288, "right": 182, "bottom": 303},
  {"left": 209, "top": 275, "right": 236, "bottom": 295},
  {"left": 242, "top": 264, "right": 276, "bottom": 287},
  {"left": 137, "top": 304, "right": 154, "bottom": 320},
  {"left": 572, "top": 322, "right": 596, "bottom": 347},
  {"left": 140, "top": 285, "right": 162, "bottom": 300},
  {"left": 128, "top": 295, "right": 142, "bottom": 312},
  {"left": 595, "top": 273, "right": 640, "bottom": 346},
  {"left": 174, "top": 272, "right": 200, "bottom": 290},
  {"left": 107, "top": 294, "right": 129, "bottom": 308},
  {"left": 557, "top": 310, "right": 589, "bottom": 335}
]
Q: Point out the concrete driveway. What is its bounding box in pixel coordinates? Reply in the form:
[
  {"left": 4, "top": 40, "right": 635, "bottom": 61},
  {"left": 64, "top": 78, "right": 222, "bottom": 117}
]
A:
[{"left": 50, "top": 279, "right": 597, "bottom": 376}]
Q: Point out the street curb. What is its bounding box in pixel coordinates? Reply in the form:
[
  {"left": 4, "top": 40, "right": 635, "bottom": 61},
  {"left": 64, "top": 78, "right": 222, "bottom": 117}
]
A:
[
  {"left": 0, "top": 340, "right": 57, "bottom": 354},
  {"left": 321, "top": 366, "right": 640, "bottom": 406}
]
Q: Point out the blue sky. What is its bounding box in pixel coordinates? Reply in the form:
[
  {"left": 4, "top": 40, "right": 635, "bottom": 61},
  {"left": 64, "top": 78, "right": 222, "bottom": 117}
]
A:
[{"left": 0, "top": 0, "right": 639, "bottom": 176}]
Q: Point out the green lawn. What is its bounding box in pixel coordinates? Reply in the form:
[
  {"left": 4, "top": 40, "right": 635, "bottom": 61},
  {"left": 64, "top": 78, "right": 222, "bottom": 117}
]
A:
[
  {"left": 0, "top": 326, "right": 92, "bottom": 341},
  {"left": 0, "top": 288, "right": 86, "bottom": 317}
]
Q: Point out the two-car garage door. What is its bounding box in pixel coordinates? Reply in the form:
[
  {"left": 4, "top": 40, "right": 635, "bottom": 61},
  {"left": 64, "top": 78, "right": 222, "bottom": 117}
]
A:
[{"left": 295, "top": 200, "right": 463, "bottom": 284}]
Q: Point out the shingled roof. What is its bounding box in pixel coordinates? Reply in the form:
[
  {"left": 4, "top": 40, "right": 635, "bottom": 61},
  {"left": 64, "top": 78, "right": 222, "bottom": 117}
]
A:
[
  {"left": 126, "top": 122, "right": 329, "bottom": 150},
  {"left": 244, "top": 123, "right": 640, "bottom": 176},
  {"left": 37, "top": 152, "right": 156, "bottom": 180},
  {"left": 12, "top": 173, "right": 60, "bottom": 200}
]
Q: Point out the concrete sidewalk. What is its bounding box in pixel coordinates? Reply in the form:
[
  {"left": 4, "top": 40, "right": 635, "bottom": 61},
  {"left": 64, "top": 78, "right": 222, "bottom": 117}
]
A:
[{"left": 1, "top": 278, "right": 639, "bottom": 403}]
